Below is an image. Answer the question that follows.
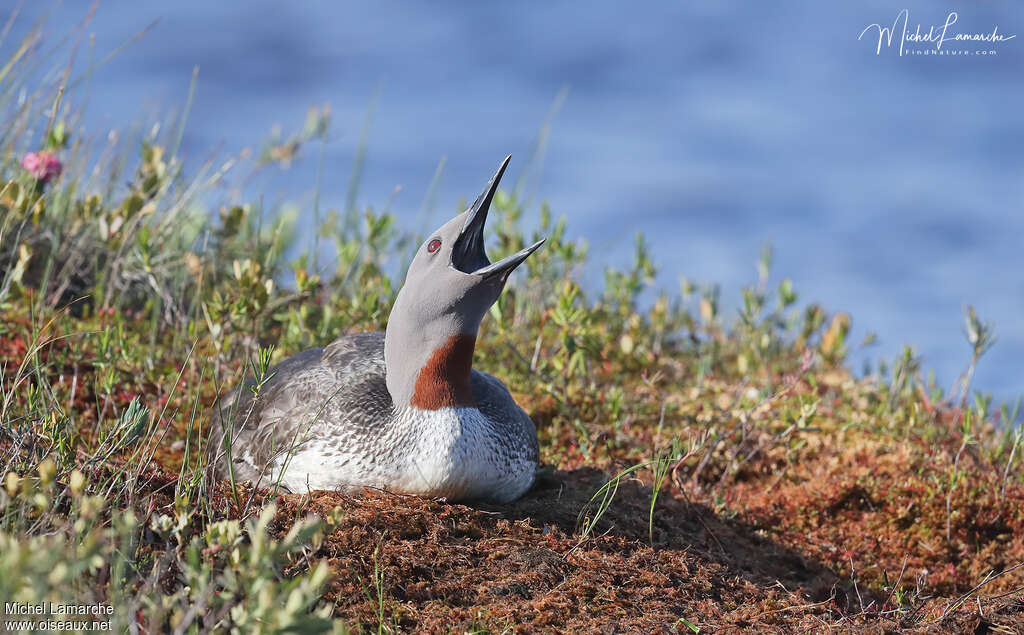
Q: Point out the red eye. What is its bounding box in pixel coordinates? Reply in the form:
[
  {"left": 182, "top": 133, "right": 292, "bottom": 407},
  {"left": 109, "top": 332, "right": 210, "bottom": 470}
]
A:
[{"left": 427, "top": 239, "right": 441, "bottom": 254}]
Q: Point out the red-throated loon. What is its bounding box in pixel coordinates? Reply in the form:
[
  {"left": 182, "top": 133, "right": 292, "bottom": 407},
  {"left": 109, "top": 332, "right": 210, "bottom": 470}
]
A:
[{"left": 208, "top": 156, "right": 544, "bottom": 503}]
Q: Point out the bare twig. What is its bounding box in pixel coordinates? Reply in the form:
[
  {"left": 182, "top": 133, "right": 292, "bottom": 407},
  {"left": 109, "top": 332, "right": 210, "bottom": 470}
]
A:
[
  {"left": 882, "top": 554, "right": 910, "bottom": 613},
  {"left": 933, "top": 561, "right": 1024, "bottom": 624},
  {"left": 849, "top": 557, "right": 865, "bottom": 612}
]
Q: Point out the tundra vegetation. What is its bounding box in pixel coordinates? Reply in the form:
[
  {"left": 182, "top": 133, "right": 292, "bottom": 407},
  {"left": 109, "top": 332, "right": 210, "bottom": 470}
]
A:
[{"left": 1, "top": 20, "right": 1022, "bottom": 634}]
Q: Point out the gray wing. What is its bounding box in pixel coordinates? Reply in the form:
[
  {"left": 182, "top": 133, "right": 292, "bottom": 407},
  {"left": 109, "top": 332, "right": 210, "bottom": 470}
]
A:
[
  {"left": 471, "top": 369, "right": 540, "bottom": 463},
  {"left": 207, "top": 331, "right": 391, "bottom": 484}
]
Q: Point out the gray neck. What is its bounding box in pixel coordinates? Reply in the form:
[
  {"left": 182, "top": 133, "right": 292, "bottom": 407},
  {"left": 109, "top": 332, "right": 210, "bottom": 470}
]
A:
[{"left": 384, "top": 288, "right": 483, "bottom": 409}]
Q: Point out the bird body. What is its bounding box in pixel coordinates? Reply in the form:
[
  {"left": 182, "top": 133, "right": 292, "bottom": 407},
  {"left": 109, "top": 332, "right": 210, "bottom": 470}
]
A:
[{"left": 209, "top": 157, "right": 543, "bottom": 503}]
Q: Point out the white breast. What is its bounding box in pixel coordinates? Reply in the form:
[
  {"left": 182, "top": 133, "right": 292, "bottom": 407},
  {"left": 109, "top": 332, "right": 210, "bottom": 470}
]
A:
[{"left": 271, "top": 406, "right": 535, "bottom": 502}]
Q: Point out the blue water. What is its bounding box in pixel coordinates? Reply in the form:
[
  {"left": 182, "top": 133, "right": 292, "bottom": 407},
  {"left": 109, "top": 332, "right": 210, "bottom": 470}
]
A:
[{"left": 5, "top": 2, "right": 1022, "bottom": 407}]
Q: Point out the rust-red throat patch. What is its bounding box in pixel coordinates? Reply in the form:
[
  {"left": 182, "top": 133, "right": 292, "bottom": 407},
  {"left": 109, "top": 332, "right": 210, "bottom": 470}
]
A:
[{"left": 410, "top": 335, "right": 476, "bottom": 409}]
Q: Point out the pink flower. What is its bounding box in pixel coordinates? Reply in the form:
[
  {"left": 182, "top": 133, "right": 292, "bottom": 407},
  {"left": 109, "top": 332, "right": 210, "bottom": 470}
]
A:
[{"left": 21, "top": 151, "right": 63, "bottom": 184}]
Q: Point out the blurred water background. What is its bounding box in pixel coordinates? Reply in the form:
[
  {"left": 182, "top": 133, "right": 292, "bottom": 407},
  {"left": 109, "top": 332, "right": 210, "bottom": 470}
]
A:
[{"left": 5, "top": 1, "right": 1022, "bottom": 406}]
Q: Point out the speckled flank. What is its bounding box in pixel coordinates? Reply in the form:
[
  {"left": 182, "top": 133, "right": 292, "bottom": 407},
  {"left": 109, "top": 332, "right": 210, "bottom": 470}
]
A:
[{"left": 411, "top": 335, "right": 476, "bottom": 410}]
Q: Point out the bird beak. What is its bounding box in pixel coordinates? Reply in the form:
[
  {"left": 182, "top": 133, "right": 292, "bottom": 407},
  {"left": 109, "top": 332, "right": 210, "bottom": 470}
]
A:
[
  {"left": 472, "top": 238, "right": 546, "bottom": 281},
  {"left": 451, "top": 155, "right": 545, "bottom": 279}
]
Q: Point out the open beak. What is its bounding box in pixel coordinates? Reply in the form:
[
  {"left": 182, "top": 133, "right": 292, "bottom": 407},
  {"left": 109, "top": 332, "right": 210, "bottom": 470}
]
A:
[{"left": 451, "top": 155, "right": 545, "bottom": 279}]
